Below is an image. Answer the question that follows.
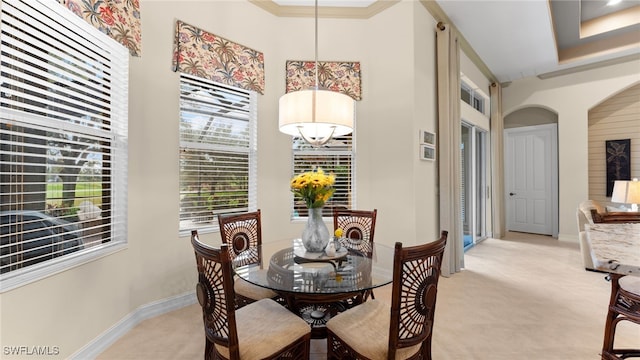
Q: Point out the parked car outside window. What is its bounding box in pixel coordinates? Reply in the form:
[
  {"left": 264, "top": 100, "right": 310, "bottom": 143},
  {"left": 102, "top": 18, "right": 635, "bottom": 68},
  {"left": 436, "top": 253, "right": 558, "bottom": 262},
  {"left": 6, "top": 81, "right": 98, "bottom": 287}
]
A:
[{"left": 0, "top": 211, "right": 84, "bottom": 274}]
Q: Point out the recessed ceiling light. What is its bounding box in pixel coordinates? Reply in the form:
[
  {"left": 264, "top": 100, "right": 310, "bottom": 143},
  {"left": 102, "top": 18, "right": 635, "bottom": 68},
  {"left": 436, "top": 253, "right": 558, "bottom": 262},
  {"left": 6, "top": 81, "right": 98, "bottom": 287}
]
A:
[{"left": 607, "top": 0, "right": 622, "bottom": 6}]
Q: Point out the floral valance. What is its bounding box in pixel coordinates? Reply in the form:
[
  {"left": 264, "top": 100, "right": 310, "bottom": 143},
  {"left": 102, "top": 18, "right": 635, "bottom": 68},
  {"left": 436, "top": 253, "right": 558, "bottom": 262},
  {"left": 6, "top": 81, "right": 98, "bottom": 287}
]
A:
[
  {"left": 59, "top": 0, "right": 142, "bottom": 57},
  {"left": 286, "top": 60, "right": 361, "bottom": 101},
  {"left": 172, "top": 20, "right": 265, "bottom": 95}
]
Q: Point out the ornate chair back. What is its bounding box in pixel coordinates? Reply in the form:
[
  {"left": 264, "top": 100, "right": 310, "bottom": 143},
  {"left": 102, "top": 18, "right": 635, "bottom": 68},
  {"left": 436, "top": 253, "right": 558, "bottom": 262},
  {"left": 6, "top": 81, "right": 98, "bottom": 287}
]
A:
[
  {"left": 325, "top": 231, "right": 448, "bottom": 359},
  {"left": 191, "top": 231, "right": 239, "bottom": 358},
  {"left": 389, "top": 231, "right": 448, "bottom": 359},
  {"left": 217, "top": 210, "right": 280, "bottom": 307},
  {"left": 218, "top": 210, "right": 262, "bottom": 267},
  {"left": 332, "top": 209, "right": 377, "bottom": 255}
]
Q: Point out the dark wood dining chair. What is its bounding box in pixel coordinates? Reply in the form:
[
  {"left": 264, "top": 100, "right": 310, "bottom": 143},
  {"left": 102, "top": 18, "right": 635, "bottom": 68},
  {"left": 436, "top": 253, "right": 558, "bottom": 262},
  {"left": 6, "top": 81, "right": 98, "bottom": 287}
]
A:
[
  {"left": 326, "top": 231, "right": 448, "bottom": 360},
  {"left": 333, "top": 208, "right": 377, "bottom": 256},
  {"left": 333, "top": 208, "right": 377, "bottom": 301},
  {"left": 601, "top": 273, "right": 640, "bottom": 360},
  {"left": 191, "top": 231, "right": 311, "bottom": 360},
  {"left": 217, "top": 210, "right": 279, "bottom": 308}
]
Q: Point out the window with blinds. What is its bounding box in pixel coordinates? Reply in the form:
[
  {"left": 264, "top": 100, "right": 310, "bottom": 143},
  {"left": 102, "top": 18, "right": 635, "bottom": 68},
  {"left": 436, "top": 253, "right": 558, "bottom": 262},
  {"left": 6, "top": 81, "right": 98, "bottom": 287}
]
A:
[
  {"left": 179, "top": 74, "right": 257, "bottom": 234},
  {"left": 292, "top": 136, "right": 355, "bottom": 218},
  {"left": 461, "top": 81, "right": 486, "bottom": 115},
  {"left": 0, "top": 0, "right": 128, "bottom": 286}
]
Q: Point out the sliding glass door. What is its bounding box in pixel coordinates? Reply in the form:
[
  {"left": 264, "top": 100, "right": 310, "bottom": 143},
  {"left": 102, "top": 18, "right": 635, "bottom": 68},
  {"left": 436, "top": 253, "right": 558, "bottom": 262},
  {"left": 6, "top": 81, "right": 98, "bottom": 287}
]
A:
[{"left": 461, "top": 122, "right": 488, "bottom": 250}]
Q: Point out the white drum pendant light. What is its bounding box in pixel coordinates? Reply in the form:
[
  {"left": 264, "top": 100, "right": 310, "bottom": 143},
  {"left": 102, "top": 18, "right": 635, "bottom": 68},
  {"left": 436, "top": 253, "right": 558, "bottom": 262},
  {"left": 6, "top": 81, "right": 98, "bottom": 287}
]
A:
[{"left": 278, "top": 0, "right": 354, "bottom": 147}]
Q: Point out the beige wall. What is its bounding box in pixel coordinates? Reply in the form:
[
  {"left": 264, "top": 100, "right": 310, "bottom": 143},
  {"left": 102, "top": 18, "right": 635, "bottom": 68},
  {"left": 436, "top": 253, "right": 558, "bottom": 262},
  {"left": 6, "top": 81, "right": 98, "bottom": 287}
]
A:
[
  {"left": 460, "top": 51, "right": 491, "bottom": 99},
  {"left": 504, "top": 107, "right": 558, "bottom": 129},
  {"left": 588, "top": 83, "right": 640, "bottom": 202},
  {"left": 502, "top": 59, "right": 640, "bottom": 241},
  {"left": 5, "top": 0, "right": 636, "bottom": 355},
  {"left": 0, "top": 1, "right": 441, "bottom": 357}
]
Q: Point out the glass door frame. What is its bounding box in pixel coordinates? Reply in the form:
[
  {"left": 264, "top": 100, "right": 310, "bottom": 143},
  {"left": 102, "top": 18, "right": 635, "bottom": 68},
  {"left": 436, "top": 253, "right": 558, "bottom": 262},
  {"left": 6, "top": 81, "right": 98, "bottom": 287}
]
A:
[{"left": 461, "top": 121, "right": 488, "bottom": 250}]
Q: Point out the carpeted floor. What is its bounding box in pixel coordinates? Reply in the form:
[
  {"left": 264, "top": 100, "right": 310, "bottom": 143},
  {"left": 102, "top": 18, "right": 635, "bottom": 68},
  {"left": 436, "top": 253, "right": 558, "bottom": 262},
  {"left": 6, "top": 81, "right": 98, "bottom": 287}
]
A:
[{"left": 96, "top": 232, "right": 638, "bottom": 359}]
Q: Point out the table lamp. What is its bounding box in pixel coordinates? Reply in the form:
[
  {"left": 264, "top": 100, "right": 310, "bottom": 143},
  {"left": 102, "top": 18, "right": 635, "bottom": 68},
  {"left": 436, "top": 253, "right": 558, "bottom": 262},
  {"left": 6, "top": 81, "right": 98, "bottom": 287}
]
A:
[{"left": 611, "top": 178, "right": 640, "bottom": 212}]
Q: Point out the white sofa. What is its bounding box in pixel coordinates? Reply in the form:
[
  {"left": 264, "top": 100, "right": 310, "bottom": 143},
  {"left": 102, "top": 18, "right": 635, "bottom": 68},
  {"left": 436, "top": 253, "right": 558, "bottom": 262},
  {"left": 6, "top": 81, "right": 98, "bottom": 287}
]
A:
[{"left": 576, "top": 200, "right": 600, "bottom": 270}]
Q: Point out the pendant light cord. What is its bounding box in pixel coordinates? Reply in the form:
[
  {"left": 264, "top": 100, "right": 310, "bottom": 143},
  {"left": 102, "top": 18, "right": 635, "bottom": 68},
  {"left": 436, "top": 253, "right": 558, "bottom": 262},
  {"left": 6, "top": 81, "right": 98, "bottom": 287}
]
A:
[
  {"left": 314, "top": 0, "right": 319, "bottom": 90},
  {"left": 311, "top": 0, "right": 318, "bottom": 126}
]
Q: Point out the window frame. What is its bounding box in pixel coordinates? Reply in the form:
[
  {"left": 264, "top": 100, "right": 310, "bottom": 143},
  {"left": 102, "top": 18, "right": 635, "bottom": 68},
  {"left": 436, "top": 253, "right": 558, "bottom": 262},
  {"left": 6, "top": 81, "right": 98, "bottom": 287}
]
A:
[
  {"left": 461, "top": 81, "right": 487, "bottom": 115},
  {"left": 178, "top": 74, "right": 258, "bottom": 236},
  {"left": 290, "top": 134, "right": 356, "bottom": 220},
  {"left": 0, "top": 0, "right": 129, "bottom": 292}
]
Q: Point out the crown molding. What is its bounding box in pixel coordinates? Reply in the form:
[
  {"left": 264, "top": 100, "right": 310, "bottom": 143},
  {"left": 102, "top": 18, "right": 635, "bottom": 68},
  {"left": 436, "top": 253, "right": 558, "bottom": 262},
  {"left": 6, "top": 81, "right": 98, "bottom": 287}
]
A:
[
  {"left": 537, "top": 52, "right": 640, "bottom": 79},
  {"left": 248, "top": 0, "right": 498, "bottom": 83},
  {"left": 248, "top": 0, "right": 399, "bottom": 18}
]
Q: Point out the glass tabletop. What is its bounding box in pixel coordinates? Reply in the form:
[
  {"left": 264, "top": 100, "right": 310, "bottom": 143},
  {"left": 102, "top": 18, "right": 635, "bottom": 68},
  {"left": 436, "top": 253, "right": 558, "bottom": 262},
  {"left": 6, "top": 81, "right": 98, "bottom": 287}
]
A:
[{"left": 232, "top": 238, "right": 395, "bottom": 295}]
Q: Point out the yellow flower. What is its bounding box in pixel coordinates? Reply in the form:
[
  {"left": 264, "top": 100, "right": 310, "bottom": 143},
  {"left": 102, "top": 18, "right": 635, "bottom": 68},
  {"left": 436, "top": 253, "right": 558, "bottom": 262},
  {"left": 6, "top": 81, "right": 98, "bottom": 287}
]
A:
[
  {"left": 334, "top": 228, "right": 343, "bottom": 237},
  {"left": 290, "top": 167, "right": 336, "bottom": 208}
]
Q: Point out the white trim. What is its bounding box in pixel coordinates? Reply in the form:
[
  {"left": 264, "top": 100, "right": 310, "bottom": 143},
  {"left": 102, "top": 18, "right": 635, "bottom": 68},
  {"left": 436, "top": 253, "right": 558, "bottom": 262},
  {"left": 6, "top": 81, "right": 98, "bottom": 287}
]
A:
[
  {"left": 178, "top": 74, "right": 257, "bottom": 234},
  {"left": 0, "top": 243, "right": 127, "bottom": 293},
  {"left": 1, "top": 0, "right": 129, "bottom": 284},
  {"left": 504, "top": 123, "right": 559, "bottom": 237},
  {"left": 70, "top": 291, "right": 197, "bottom": 359}
]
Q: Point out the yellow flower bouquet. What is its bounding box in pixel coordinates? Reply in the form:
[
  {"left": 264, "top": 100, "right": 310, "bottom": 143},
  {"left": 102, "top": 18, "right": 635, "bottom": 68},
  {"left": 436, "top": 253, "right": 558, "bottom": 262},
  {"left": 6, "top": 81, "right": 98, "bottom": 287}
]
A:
[{"left": 290, "top": 168, "right": 335, "bottom": 208}]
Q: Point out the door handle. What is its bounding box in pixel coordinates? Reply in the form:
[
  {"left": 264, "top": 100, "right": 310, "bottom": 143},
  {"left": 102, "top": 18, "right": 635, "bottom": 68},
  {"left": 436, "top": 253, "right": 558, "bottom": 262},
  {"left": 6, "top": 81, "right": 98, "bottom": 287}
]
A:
[{"left": 509, "top": 192, "right": 516, "bottom": 196}]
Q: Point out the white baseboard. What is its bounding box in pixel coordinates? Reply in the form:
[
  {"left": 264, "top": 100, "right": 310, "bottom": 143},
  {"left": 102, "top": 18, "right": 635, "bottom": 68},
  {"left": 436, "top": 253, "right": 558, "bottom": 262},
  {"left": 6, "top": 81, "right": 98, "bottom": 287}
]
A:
[
  {"left": 70, "top": 291, "right": 197, "bottom": 359},
  {"left": 557, "top": 232, "right": 579, "bottom": 243}
]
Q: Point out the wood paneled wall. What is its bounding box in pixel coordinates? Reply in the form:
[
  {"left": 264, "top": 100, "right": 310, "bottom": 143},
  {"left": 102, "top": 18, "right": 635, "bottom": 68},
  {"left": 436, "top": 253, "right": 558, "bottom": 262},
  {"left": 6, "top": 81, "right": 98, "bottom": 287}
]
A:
[{"left": 588, "top": 83, "right": 640, "bottom": 202}]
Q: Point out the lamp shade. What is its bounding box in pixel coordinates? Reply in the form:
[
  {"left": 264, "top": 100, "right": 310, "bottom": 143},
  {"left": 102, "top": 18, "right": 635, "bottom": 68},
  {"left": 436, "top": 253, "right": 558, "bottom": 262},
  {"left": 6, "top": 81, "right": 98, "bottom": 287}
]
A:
[
  {"left": 278, "top": 88, "right": 354, "bottom": 143},
  {"left": 611, "top": 178, "right": 640, "bottom": 211}
]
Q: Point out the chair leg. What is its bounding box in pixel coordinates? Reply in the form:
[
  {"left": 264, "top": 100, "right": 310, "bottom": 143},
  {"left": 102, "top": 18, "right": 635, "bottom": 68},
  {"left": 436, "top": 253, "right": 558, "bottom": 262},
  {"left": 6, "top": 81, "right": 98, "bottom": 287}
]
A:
[
  {"left": 204, "top": 338, "right": 214, "bottom": 360},
  {"left": 422, "top": 338, "right": 433, "bottom": 360},
  {"left": 601, "top": 309, "right": 618, "bottom": 359},
  {"left": 601, "top": 274, "right": 640, "bottom": 360},
  {"left": 602, "top": 274, "right": 621, "bottom": 359}
]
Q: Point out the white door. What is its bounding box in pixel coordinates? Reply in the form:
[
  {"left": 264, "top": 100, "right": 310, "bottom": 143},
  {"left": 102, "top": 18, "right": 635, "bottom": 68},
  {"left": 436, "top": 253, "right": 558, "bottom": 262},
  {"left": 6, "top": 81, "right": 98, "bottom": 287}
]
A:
[{"left": 505, "top": 124, "right": 558, "bottom": 236}]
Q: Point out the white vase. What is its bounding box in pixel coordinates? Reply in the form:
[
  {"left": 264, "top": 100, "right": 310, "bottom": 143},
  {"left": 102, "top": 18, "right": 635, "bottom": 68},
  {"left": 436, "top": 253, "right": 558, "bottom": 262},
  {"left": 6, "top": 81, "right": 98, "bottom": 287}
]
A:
[{"left": 301, "top": 207, "right": 330, "bottom": 252}]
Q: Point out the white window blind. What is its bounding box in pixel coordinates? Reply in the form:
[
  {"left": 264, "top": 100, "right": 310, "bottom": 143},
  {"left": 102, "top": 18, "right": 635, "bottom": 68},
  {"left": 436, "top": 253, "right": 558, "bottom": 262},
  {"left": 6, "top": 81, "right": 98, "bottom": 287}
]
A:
[
  {"left": 0, "top": 0, "right": 128, "bottom": 287},
  {"left": 179, "top": 74, "right": 257, "bottom": 234},
  {"left": 292, "top": 136, "right": 355, "bottom": 218}
]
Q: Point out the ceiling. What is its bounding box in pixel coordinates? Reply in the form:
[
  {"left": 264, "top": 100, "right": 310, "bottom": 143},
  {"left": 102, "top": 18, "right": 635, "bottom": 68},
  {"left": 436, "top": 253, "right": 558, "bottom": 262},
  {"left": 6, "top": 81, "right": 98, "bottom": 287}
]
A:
[
  {"left": 436, "top": 0, "right": 640, "bottom": 84},
  {"left": 259, "top": 0, "right": 640, "bottom": 84}
]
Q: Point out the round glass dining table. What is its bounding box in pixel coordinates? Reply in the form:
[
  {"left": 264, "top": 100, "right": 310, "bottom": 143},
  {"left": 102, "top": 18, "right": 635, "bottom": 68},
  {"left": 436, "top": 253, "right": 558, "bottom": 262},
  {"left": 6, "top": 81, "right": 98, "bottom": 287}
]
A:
[{"left": 232, "top": 238, "right": 395, "bottom": 338}]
